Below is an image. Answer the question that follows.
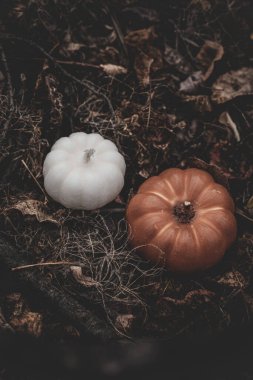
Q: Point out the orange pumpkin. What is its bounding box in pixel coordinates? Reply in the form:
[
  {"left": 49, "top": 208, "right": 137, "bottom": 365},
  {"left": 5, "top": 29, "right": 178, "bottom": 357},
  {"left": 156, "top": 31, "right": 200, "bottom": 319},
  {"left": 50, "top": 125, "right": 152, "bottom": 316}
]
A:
[{"left": 126, "top": 168, "right": 237, "bottom": 273}]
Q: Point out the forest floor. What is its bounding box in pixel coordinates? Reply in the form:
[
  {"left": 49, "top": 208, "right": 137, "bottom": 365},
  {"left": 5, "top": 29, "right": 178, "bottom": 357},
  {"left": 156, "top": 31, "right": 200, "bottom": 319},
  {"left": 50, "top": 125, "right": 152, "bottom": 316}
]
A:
[{"left": 0, "top": 0, "right": 253, "bottom": 364}]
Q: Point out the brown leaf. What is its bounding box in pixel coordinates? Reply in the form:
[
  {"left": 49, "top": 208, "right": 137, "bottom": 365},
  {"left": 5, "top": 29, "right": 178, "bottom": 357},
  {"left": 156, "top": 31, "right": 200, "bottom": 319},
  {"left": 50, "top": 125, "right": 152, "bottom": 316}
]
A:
[
  {"left": 134, "top": 51, "right": 154, "bottom": 87},
  {"left": 100, "top": 63, "right": 127, "bottom": 76},
  {"left": 196, "top": 40, "right": 224, "bottom": 80},
  {"left": 212, "top": 67, "right": 253, "bottom": 104},
  {"left": 246, "top": 196, "right": 253, "bottom": 209},
  {"left": 5, "top": 198, "right": 60, "bottom": 225},
  {"left": 216, "top": 271, "right": 247, "bottom": 289},
  {"left": 219, "top": 111, "right": 240, "bottom": 142},
  {"left": 164, "top": 45, "right": 193, "bottom": 75},
  {"left": 182, "top": 95, "right": 212, "bottom": 113},
  {"left": 115, "top": 314, "right": 135, "bottom": 333},
  {"left": 70, "top": 266, "right": 99, "bottom": 288},
  {"left": 179, "top": 71, "right": 204, "bottom": 94},
  {"left": 124, "top": 26, "right": 157, "bottom": 47}
]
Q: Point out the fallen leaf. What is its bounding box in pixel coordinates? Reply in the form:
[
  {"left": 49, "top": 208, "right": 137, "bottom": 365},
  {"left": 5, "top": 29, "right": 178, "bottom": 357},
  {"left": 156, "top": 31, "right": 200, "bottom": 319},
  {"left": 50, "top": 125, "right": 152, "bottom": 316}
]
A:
[
  {"left": 219, "top": 111, "right": 240, "bottom": 142},
  {"left": 196, "top": 40, "right": 224, "bottom": 80},
  {"left": 164, "top": 45, "right": 193, "bottom": 75},
  {"left": 5, "top": 199, "right": 60, "bottom": 225},
  {"left": 115, "top": 314, "right": 134, "bottom": 332},
  {"left": 100, "top": 63, "right": 127, "bottom": 76},
  {"left": 124, "top": 26, "right": 157, "bottom": 47},
  {"left": 246, "top": 196, "right": 253, "bottom": 209},
  {"left": 134, "top": 51, "right": 154, "bottom": 86},
  {"left": 179, "top": 71, "right": 203, "bottom": 94},
  {"left": 216, "top": 271, "right": 247, "bottom": 289},
  {"left": 70, "top": 266, "right": 99, "bottom": 288},
  {"left": 212, "top": 67, "right": 253, "bottom": 104},
  {"left": 182, "top": 94, "right": 212, "bottom": 112},
  {"left": 66, "top": 42, "right": 84, "bottom": 52}
]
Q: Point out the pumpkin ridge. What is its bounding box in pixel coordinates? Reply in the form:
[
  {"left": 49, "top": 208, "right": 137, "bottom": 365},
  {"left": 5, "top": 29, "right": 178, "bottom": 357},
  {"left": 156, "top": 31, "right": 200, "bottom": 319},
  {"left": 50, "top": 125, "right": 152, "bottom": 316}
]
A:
[
  {"left": 195, "top": 182, "right": 215, "bottom": 201},
  {"left": 197, "top": 206, "right": 225, "bottom": 214},
  {"left": 140, "top": 191, "right": 174, "bottom": 206},
  {"left": 129, "top": 210, "right": 170, "bottom": 225},
  {"left": 150, "top": 221, "right": 175, "bottom": 243},
  {"left": 190, "top": 224, "right": 201, "bottom": 252},
  {"left": 161, "top": 178, "right": 177, "bottom": 197},
  {"left": 199, "top": 218, "right": 223, "bottom": 241},
  {"left": 167, "top": 229, "right": 180, "bottom": 259}
]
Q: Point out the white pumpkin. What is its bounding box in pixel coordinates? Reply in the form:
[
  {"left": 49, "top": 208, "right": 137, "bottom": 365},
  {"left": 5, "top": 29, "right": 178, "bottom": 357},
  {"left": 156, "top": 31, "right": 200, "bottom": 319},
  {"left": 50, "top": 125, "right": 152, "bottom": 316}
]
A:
[{"left": 43, "top": 132, "right": 126, "bottom": 210}]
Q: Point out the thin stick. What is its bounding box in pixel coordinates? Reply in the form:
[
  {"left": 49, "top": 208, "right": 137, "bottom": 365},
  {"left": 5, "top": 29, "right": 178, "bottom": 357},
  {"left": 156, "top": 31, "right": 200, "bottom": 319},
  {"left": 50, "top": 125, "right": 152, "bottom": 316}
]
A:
[
  {"left": 21, "top": 159, "right": 48, "bottom": 201},
  {"left": 0, "top": 44, "right": 14, "bottom": 140},
  {"left": 55, "top": 59, "right": 100, "bottom": 69},
  {"left": 12, "top": 261, "right": 81, "bottom": 271}
]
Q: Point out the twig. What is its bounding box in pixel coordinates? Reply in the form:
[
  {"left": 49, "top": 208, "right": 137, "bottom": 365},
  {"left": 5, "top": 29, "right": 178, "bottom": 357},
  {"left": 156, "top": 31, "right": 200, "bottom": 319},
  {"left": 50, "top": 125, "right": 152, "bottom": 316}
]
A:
[
  {"left": 21, "top": 159, "right": 48, "bottom": 201},
  {"left": 55, "top": 59, "right": 100, "bottom": 69},
  {"left": 0, "top": 34, "right": 115, "bottom": 119},
  {"left": 12, "top": 260, "right": 81, "bottom": 271},
  {"left": 0, "top": 43, "right": 14, "bottom": 141}
]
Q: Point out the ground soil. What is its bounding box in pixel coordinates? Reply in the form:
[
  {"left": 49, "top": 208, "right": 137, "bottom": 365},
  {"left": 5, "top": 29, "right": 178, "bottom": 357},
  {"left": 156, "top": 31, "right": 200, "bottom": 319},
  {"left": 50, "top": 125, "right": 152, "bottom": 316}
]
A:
[{"left": 0, "top": 0, "right": 253, "bottom": 354}]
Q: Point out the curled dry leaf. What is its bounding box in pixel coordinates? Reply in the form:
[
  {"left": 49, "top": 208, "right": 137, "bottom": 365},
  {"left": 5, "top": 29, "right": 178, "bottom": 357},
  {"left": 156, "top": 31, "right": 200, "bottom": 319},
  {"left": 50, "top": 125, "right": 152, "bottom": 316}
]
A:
[
  {"left": 124, "top": 26, "right": 157, "bottom": 47},
  {"left": 100, "top": 64, "right": 127, "bottom": 76},
  {"left": 196, "top": 40, "right": 224, "bottom": 80},
  {"left": 216, "top": 271, "right": 247, "bottom": 289},
  {"left": 161, "top": 289, "right": 215, "bottom": 306},
  {"left": 179, "top": 71, "right": 203, "bottom": 94},
  {"left": 182, "top": 94, "right": 212, "bottom": 113},
  {"left": 5, "top": 199, "right": 60, "bottom": 225},
  {"left": 212, "top": 67, "right": 253, "bottom": 104},
  {"left": 219, "top": 111, "right": 240, "bottom": 142},
  {"left": 246, "top": 196, "right": 253, "bottom": 209},
  {"left": 134, "top": 51, "right": 154, "bottom": 87},
  {"left": 70, "top": 266, "right": 100, "bottom": 288},
  {"left": 164, "top": 45, "right": 193, "bottom": 76},
  {"left": 115, "top": 314, "right": 135, "bottom": 333}
]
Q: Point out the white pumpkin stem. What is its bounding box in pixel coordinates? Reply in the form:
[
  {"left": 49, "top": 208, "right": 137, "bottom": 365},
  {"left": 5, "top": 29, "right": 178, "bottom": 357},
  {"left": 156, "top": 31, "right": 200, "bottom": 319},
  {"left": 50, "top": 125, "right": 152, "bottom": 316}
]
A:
[{"left": 83, "top": 148, "right": 95, "bottom": 162}]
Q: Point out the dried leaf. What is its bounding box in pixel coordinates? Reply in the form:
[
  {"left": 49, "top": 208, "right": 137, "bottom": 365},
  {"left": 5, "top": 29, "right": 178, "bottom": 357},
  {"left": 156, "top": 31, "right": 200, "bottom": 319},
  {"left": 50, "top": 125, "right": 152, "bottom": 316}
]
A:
[
  {"left": 179, "top": 71, "right": 203, "bottom": 94},
  {"left": 247, "top": 196, "right": 253, "bottom": 209},
  {"left": 196, "top": 40, "right": 224, "bottom": 80},
  {"left": 70, "top": 266, "right": 99, "bottom": 288},
  {"left": 164, "top": 45, "right": 193, "bottom": 75},
  {"left": 161, "top": 289, "right": 215, "bottom": 306},
  {"left": 115, "top": 314, "right": 134, "bottom": 333},
  {"left": 5, "top": 199, "right": 59, "bottom": 225},
  {"left": 212, "top": 67, "right": 253, "bottom": 104},
  {"left": 134, "top": 51, "right": 154, "bottom": 87},
  {"left": 100, "top": 63, "right": 127, "bottom": 76},
  {"left": 5, "top": 293, "right": 42, "bottom": 337},
  {"left": 219, "top": 111, "right": 240, "bottom": 142},
  {"left": 216, "top": 271, "right": 247, "bottom": 289},
  {"left": 124, "top": 26, "right": 157, "bottom": 47},
  {"left": 182, "top": 94, "right": 212, "bottom": 113},
  {"left": 66, "top": 42, "right": 84, "bottom": 52}
]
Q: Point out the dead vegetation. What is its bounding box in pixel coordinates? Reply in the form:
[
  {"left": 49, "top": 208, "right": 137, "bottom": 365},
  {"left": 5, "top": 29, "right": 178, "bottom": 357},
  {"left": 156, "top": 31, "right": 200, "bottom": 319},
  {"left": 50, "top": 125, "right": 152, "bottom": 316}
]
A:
[{"left": 0, "top": 0, "right": 253, "bottom": 339}]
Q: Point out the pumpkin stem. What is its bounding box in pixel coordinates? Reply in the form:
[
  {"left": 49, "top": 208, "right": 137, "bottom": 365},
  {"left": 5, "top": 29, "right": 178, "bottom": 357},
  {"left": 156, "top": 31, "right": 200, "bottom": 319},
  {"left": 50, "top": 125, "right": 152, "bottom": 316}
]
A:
[
  {"left": 173, "top": 201, "right": 195, "bottom": 224},
  {"left": 83, "top": 148, "right": 95, "bottom": 163}
]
